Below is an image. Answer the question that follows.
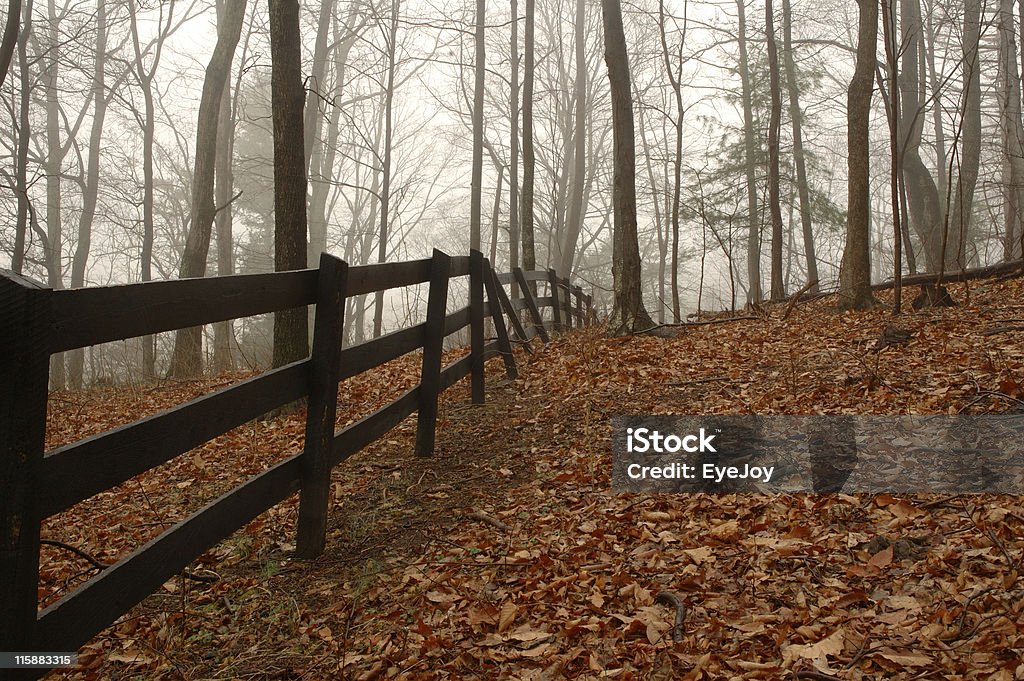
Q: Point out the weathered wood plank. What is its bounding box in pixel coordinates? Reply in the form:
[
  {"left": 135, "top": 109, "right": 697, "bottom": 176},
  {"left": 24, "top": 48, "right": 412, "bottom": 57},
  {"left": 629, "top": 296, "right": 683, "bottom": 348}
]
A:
[
  {"left": 297, "top": 254, "right": 348, "bottom": 559},
  {"left": 0, "top": 272, "right": 49, "bottom": 672},
  {"left": 448, "top": 256, "right": 471, "bottom": 278},
  {"left": 513, "top": 268, "right": 550, "bottom": 343},
  {"left": 48, "top": 270, "right": 319, "bottom": 353},
  {"left": 469, "top": 251, "right": 486, "bottom": 404},
  {"left": 444, "top": 305, "right": 472, "bottom": 335},
  {"left": 329, "top": 387, "right": 420, "bottom": 467},
  {"left": 347, "top": 259, "right": 431, "bottom": 296},
  {"left": 34, "top": 454, "right": 303, "bottom": 652},
  {"left": 337, "top": 323, "right": 424, "bottom": 380},
  {"left": 39, "top": 361, "right": 310, "bottom": 518},
  {"left": 416, "top": 250, "right": 450, "bottom": 457}
]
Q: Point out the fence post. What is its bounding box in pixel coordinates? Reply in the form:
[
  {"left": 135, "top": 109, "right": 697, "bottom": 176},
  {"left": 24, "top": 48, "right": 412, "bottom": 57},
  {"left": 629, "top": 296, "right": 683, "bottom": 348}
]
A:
[
  {"left": 561, "top": 278, "right": 573, "bottom": 330},
  {"left": 416, "top": 250, "right": 451, "bottom": 457},
  {"left": 514, "top": 268, "right": 549, "bottom": 343},
  {"left": 469, "top": 250, "right": 485, "bottom": 405},
  {"left": 482, "top": 259, "right": 518, "bottom": 379},
  {"left": 1, "top": 272, "right": 50, "bottom": 674},
  {"left": 547, "top": 269, "right": 562, "bottom": 332},
  {"left": 296, "top": 254, "right": 348, "bottom": 560},
  {"left": 574, "top": 285, "right": 584, "bottom": 326}
]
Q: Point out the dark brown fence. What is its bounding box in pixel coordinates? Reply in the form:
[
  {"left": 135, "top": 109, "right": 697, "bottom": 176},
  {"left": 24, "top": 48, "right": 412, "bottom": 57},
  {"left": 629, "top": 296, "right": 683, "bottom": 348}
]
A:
[{"left": 0, "top": 248, "right": 592, "bottom": 679}]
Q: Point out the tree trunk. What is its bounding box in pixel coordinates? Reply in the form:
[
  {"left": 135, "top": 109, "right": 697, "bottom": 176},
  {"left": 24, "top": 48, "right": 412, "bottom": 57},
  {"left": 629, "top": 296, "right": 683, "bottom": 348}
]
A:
[
  {"left": 167, "top": 0, "right": 247, "bottom": 378},
  {"left": 521, "top": 0, "right": 537, "bottom": 282},
  {"left": 602, "top": 0, "right": 653, "bottom": 334},
  {"left": 213, "top": 17, "right": 238, "bottom": 374},
  {"left": 67, "top": 0, "right": 108, "bottom": 388},
  {"left": 0, "top": 0, "right": 21, "bottom": 90},
  {"left": 559, "top": 0, "right": 588, "bottom": 280},
  {"left": 899, "top": 0, "right": 944, "bottom": 272},
  {"left": 924, "top": 5, "right": 947, "bottom": 204},
  {"left": 128, "top": 0, "right": 171, "bottom": 381},
  {"left": 766, "top": 0, "right": 785, "bottom": 301},
  {"left": 304, "top": 0, "right": 334, "bottom": 269},
  {"left": 372, "top": 0, "right": 399, "bottom": 338},
  {"left": 509, "top": 0, "right": 520, "bottom": 274},
  {"left": 881, "top": 0, "right": 902, "bottom": 311},
  {"left": 11, "top": 0, "right": 31, "bottom": 275},
  {"left": 781, "top": 0, "right": 817, "bottom": 294},
  {"left": 840, "top": 0, "right": 878, "bottom": 310},
  {"left": 947, "top": 0, "right": 980, "bottom": 271},
  {"left": 270, "top": 0, "right": 309, "bottom": 367},
  {"left": 470, "top": 0, "right": 485, "bottom": 251},
  {"left": 736, "top": 0, "right": 760, "bottom": 304},
  {"left": 657, "top": 0, "right": 686, "bottom": 321},
  {"left": 45, "top": 0, "right": 64, "bottom": 389},
  {"left": 1000, "top": 0, "right": 1024, "bottom": 260}
]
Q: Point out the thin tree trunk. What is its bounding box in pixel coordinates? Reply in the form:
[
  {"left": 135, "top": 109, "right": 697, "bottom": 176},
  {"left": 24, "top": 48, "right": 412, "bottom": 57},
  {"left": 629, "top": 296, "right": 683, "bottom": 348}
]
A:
[
  {"left": 213, "top": 11, "right": 238, "bottom": 375},
  {"left": 658, "top": 0, "right": 686, "bottom": 321},
  {"left": 509, "top": 0, "right": 520, "bottom": 274},
  {"left": 840, "top": 0, "right": 878, "bottom": 310},
  {"left": 11, "top": 0, "right": 31, "bottom": 275},
  {"left": 67, "top": 0, "right": 107, "bottom": 388},
  {"left": 766, "top": 0, "right": 785, "bottom": 301},
  {"left": 603, "top": 0, "right": 653, "bottom": 334},
  {"left": 899, "top": 0, "right": 944, "bottom": 271},
  {"left": 1000, "top": 0, "right": 1024, "bottom": 260},
  {"left": 470, "top": 0, "right": 485, "bottom": 251},
  {"left": 304, "top": 0, "right": 334, "bottom": 268},
  {"left": 270, "top": 0, "right": 310, "bottom": 367},
  {"left": 372, "top": 0, "right": 399, "bottom": 338},
  {"left": 924, "top": 4, "right": 947, "bottom": 203},
  {"left": 0, "top": 0, "right": 21, "bottom": 90},
  {"left": 45, "top": 0, "right": 64, "bottom": 389},
  {"left": 560, "top": 0, "right": 588, "bottom": 280},
  {"left": 168, "top": 0, "right": 247, "bottom": 378},
  {"left": 781, "top": 0, "right": 818, "bottom": 294},
  {"left": 881, "top": 0, "right": 902, "bottom": 312},
  {"left": 521, "top": 0, "right": 537, "bottom": 283},
  {"left": 736, "top": 0, "right": 761, "bottom": 304},
  {"left": 947, "top": 0, "right": 980, "bottom": 271}
]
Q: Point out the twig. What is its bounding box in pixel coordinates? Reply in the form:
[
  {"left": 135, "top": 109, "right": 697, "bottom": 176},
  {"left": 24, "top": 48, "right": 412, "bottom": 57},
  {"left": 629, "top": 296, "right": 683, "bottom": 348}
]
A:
[
  {"left": 980, "top": 325, "right": 1024, "bottom": 336},
  {"left": 669, "top": 375, "right": 733, "bottom": 387},
  {"left": 654, "top": 591, "right": 687, "bottom": 642},
  {"left": 783, "top": 279, "right": 819, "bottom": 321},
  {"left": 466, "top": 509, "right": 510, "bottom": 531},
  {"left": 41, "top": 539, "right": 108, "bottom": 571}
]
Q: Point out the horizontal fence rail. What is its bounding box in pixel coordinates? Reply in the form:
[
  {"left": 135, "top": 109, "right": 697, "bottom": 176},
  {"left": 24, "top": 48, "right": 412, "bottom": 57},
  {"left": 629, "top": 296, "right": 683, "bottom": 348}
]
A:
[{"left": 0, "top": 249, "right": 594, "bottom": 679}]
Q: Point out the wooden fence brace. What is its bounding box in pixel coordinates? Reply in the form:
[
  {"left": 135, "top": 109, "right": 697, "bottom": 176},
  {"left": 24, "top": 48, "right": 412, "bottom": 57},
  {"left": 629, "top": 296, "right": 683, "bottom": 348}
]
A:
[
  {"left": 490, "top": 268, "right": 531, "bottom": 347},
  {"left": 0, "top": 272, "right": 50, "bottom": 679},
  {"left": 547, "top": 269, "right": 562, "bottom": 332},
  {"left": 416, "top": 249, "right": 451, "bottom": 456},
  {"left": 513, "top": 267, "right": 550, "bottom": 343},
  {"left": 296, "top": 254, "right": 348, "bottom": 559},
  {"left": 482, "top": 258, "right": 518, "bottom": 379},
  {"left": 469, "top": 250, "right": 486, "bottom": 405}
]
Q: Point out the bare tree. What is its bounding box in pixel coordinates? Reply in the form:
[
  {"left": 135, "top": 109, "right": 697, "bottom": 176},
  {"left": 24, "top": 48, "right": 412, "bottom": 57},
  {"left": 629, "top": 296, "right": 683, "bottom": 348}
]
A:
[
  {"left": 736, "top": 0, "right": 760, "bottom": 304},
  {"left": 558, "top": 0, "right": 588, "bottom": 281},
  {"left": 521, "top": 0, "right": 537, "bottom": 280},
  {"left": 840, "top": 0, "right": 878, "bottom": 310},
  {"left": 168, "top": 0, "right": 247, "bottom": 378},
  {"left": 0, "top": 0, "right": 20, "bottom": 89},
  {"left": 603, "top": 0, "right": 653, "bottom": 334},
  {"left": 766, "top": 0, "right": 785, "bottom": 301},
  {"left": 270, "top": 0, "right": 309, "bottom": 366},
  {"left": 470, "top": 0, "right": 485, "bottom": 251},
  {"left": 780, "top": 0, "right": 818, "bottom": 293}
]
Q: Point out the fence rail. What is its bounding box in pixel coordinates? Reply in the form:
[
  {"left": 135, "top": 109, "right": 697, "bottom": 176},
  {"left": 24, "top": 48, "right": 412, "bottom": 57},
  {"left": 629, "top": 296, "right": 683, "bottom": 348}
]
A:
[{"left": 0, "top": 249, "right": 592, "bottom": 680}]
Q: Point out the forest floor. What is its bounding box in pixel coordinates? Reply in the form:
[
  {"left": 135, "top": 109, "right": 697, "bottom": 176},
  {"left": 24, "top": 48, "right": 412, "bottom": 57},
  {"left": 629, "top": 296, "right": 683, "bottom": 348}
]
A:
[{"left": 43, "top": 274, "right": 1024, "bottom": 680}]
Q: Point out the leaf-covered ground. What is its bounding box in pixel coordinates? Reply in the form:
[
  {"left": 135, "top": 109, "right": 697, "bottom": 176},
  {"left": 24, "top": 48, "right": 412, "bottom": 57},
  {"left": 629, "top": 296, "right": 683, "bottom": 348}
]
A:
[{"left": 45, "top": 276, "right": 1024, "bottom": 680}]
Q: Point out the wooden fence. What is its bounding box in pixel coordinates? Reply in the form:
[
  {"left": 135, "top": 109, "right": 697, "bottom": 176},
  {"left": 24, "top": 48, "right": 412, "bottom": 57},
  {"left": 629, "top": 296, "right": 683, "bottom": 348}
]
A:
[{"left": 0, "top": 249, "right": 592, "bottom": 679}]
